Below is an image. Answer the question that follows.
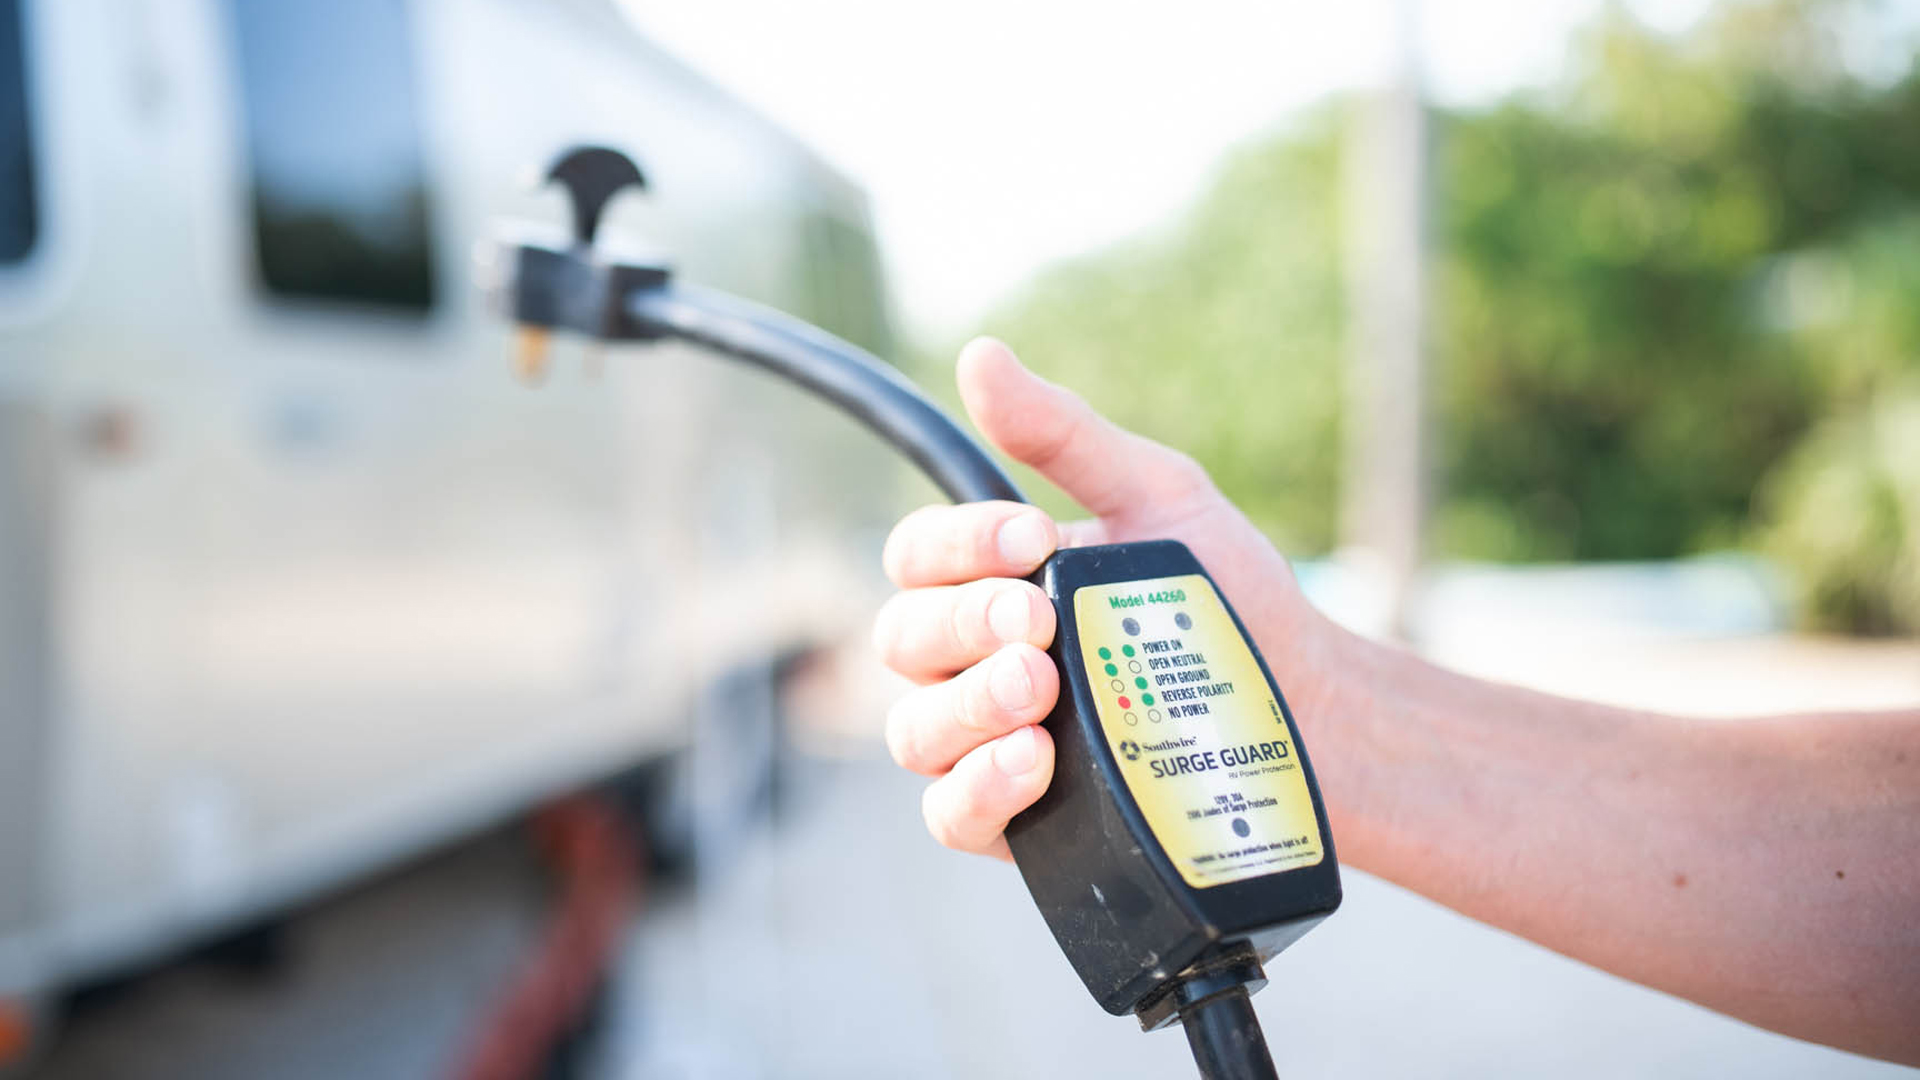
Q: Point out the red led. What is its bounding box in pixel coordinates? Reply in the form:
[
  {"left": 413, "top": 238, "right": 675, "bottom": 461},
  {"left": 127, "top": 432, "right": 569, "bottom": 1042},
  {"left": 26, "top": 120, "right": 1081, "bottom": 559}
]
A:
[{"left": 1118, "top": 695, "right": 1132, "bottom": 709}]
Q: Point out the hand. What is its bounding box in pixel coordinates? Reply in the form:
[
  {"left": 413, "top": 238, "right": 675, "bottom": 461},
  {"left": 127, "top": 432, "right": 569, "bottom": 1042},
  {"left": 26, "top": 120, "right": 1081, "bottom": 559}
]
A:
[{"left": 873, "top": 338, "right": 1333, "bottom": 860}]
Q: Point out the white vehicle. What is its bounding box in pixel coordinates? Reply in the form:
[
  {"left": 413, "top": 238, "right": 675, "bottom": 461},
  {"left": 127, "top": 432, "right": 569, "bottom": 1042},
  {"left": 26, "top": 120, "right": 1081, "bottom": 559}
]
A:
[{"left": 0, "top": 0, "right": 897, "bottom": 1059}]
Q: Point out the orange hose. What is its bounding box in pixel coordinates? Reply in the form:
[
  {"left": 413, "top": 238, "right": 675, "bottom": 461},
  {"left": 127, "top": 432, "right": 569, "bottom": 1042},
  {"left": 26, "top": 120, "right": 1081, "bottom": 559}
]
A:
[
  {"left": 448, "top": 796, "right": 640, "bottom": 1080},
  {"left": 0, "top": 997, "right": 31, "bottom": 1068}
]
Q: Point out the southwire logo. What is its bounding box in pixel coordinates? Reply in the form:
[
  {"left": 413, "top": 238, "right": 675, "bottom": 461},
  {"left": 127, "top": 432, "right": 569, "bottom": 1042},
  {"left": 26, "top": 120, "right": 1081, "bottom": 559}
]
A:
[{"left": 1142, "top": 737, "right": 1198, "bottom": 752}]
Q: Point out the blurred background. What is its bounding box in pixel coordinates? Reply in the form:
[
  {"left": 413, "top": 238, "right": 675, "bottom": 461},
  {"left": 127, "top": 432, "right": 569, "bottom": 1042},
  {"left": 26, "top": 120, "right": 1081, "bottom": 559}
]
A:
[{"left": 2, "top": 0, "right": 1917, "bottom": 1077}]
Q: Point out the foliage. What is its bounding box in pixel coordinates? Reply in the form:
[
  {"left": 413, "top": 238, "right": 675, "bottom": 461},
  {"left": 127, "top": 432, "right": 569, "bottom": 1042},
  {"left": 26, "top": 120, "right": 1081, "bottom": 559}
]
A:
[
  {"left": 947, "top": 116, "right": 1348, "bottom": 552},
  {"left": 934, "top": 0, "right": 1920, "bottom": 632},
  {"left": 1757, "top": 387, "right": 1920, "bottom": 633},
  {"left": 1436, "top": 2, "right": 1920, "bottom": 566}
]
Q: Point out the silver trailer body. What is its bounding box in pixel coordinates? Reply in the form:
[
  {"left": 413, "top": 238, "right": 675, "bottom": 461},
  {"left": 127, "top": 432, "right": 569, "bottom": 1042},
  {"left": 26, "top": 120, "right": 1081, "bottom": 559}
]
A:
[{"left": 0, "top": 0, "right": 897, "bottom": 1014}]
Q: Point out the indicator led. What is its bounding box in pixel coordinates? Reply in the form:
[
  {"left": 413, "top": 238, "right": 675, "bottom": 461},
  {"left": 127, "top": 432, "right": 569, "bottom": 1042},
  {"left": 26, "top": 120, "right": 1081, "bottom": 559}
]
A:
[
  {"left": 1118, "top": 696, "right": 1132, "bottom": 709},
  {"left": 1098, "top": 647, "right": 1112, "bottom": 660},
  {"left": 1143, "top": 693, "right": 1156, "bottom": 706},
  {"left": 1122, "top": 645, "right": 1135, "bottom": 657},
  {"left": 1134, "top": 676, "right": 1148, "bottom": 690},
  {"left": 1104, "top": 663, "right": 1119, "bottom": 676}
]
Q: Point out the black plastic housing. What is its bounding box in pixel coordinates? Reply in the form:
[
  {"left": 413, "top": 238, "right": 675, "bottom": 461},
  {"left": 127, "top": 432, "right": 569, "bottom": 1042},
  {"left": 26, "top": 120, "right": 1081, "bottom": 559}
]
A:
[{"left": 1005, "top": 540, "right": 1342, "bottom": 1018}]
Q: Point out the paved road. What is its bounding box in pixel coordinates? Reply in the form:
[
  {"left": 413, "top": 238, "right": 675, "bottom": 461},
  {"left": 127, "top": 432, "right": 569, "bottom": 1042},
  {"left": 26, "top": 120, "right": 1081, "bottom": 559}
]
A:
[
  {"left": 31, "top": 611, "right": 1920, "bottom": 1080},
  {"left": 608, "top": 750, "right": 1913, "bottom": 1080},
  {"left": 29, "top": 746, "right": 1916, "bottom": 1079}
]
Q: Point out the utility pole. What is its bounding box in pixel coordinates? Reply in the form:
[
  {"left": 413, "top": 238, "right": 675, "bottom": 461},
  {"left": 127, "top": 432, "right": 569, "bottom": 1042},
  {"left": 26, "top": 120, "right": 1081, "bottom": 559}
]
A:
[{"left": 1341, "top": 0, "right": 1430, "bottom": 641}]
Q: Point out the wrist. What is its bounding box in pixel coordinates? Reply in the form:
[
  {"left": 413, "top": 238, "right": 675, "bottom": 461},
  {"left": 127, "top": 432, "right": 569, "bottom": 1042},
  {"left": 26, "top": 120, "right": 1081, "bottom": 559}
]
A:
[{"left": 1251, "top": 598, "right": 1401, "bottom": 876}]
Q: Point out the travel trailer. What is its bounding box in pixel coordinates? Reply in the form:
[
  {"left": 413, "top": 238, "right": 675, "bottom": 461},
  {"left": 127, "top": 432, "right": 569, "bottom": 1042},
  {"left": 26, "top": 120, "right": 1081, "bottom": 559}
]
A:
[{"left": 0, "top": 0, "right": 899, "bottom": 1053}]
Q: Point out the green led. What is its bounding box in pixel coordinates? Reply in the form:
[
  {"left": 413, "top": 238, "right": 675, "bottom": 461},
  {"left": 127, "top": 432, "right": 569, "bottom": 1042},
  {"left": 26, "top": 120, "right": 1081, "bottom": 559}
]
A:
[
  {"left": 1143, "top": 693, "right": 1155, "bottom": 706},
  {"left": 1122, "top": 645, "right": 1135, "bottom": 657},
  {"left": 1105, "top": 663, "right": 1119, "bottom": 676},
  {"left": 1098, "top": 646, "right": 1112, "bottom": 660},
  {"left": 1134, "top": 676, "right": 1148, "bottom": 690}
]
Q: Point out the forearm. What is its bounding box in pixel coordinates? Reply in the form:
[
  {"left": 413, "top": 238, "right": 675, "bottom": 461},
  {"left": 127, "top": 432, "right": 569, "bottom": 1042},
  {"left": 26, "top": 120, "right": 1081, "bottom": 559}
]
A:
[{"left": 1295, "top": 617, "right": 1920, "bottom": 1064}]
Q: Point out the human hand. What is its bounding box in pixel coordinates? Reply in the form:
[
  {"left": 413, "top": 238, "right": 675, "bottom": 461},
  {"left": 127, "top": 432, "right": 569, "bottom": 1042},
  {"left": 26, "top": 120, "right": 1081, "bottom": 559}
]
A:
[{"left": 873, "top": 339, "right": 1333, "bottom": 860}]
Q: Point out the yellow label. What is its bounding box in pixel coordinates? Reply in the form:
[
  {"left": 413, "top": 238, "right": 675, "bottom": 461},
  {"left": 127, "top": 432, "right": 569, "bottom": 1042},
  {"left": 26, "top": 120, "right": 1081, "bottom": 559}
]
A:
[{"left": 1074, "top": 573, "right": 1324, "bottom": 888}]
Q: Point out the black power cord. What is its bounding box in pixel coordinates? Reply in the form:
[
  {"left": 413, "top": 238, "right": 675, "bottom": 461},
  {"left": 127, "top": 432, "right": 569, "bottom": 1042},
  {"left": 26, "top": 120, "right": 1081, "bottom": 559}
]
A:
[
  {"left": 622, "top": 278, "right": 1290, "bottom": 1076},
  {"left": 626, "top": 283, "right": 1023, "bottom": 505},
  {"left": 500, "top": 144, "right": 1296, "bottom": 1080},
  {"left": 621, "top": 280, "right": 1283, "bottom": 1080},
  {"left": 1182, "top": 990, "right": 1279, "bottom": 1080}
]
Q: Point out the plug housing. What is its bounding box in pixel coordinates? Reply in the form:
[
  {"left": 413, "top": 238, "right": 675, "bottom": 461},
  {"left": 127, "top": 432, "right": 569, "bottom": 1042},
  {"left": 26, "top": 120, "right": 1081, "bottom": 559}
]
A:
[{"left": 1007, "top": 540, "right": 1341, "bottom": 1022}]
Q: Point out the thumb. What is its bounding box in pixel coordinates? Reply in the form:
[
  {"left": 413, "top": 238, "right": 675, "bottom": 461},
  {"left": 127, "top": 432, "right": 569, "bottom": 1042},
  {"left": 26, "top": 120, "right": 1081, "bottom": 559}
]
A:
[{"left": 956, "top": 338, "right": 1213, "bottom": 520}]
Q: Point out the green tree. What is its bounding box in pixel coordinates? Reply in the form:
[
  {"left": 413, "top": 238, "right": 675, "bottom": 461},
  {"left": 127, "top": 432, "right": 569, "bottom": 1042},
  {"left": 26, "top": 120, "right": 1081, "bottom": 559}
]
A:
[
  {"left": 1436, "top": 2, "right": 1920, "bottom": 566},
  {"left": 946, "top": 0, "right": 1920, "bottom": 630},
  {"left": 965, "top": 115, "right": 1349, "bottom": 552}
]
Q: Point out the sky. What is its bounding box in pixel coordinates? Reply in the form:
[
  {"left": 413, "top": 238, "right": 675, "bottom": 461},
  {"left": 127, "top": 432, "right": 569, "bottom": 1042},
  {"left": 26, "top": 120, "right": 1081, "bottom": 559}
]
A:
[{"left": 617, "top": 0, "right": 1719, "bottom": 338}]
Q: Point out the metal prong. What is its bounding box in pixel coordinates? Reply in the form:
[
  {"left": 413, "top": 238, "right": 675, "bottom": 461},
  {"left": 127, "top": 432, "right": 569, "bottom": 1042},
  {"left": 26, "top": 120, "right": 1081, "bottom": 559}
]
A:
[{"left": 514, "top": 326, "right": 553, "bottom": 385}]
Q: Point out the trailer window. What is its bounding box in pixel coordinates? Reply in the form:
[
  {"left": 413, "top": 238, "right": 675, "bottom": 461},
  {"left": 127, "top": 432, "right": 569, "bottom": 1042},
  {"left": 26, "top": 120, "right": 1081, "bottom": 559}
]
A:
[
  {"left": 0, "top": 0, "right": 34, "bottom": 265},
  {"left": 225, "top": 0, "right": 436, "bottom": 311}
]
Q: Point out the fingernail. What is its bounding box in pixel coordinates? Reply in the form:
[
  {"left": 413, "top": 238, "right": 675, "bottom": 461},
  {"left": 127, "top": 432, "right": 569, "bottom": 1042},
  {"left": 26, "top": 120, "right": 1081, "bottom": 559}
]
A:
[
  {"left": 986, "top": 588, "right": 1031, "bottom": 643},
  {"left": 997, "top": 512, "right": 1051, "bottom": 569},
  {"left": 992, "top": 725, "right": 1039, "bottom": 776},
  {"left": 987, "top": 649, "right": 1033, "bottom": 711}
]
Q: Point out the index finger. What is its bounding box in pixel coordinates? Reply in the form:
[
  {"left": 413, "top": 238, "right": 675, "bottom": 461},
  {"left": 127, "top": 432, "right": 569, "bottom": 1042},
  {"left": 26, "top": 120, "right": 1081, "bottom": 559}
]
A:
[{"left": 882, "top": 501, "right": 1059, "bottom": 588}]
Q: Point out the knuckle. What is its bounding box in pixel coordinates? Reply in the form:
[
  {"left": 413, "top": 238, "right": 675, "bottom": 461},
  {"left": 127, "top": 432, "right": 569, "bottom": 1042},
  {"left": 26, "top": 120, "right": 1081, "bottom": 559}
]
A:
[
  {"left": 963, "top": 644, "right": 1049, "bottom": 733},
  {"left": 882, "top": 505, "right": 945, "bottom": 585},
  {"left": 956, "top": 665, "right": 998, "bottom": 736},
  {"left": 945, "top": 775, "right": 995, "bottom": 850},
  {"left": 885, "top": 698, "right": 929, "bottom": 773},
  {"left": 949, "top": 785, "right": 986, "bottom": 841},
  {"left": 958, "top": 505, "right": 1016, "bottom": 578},
  {"left": 883, "top": 701, "right": 911, "bottom": 768},
  {"left": 1025, "top": 397, "right": 1088, "bottom": 473},
  {"left": 871, "top": 594, "right": 907, "bottom": 665},
  {"left": 969, "top": 505, "right": 1016, "bottom": 571},
  {"left": 922, "top": 784, "right": 968, "bottom": 851},
  {"left": 944, "top": 586, "right": 982, "bottom": 658},
  {"left": 1159, "top": 446, "right": 1212, "bottom": 492},
  {"left": 961, "top": 577, "right": 1015, "bottom": 648}
]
